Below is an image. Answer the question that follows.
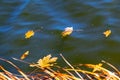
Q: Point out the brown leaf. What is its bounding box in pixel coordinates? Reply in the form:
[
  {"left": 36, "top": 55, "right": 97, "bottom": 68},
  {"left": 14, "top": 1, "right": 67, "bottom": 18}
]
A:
[{"left": 20, "top": 51, "right": 29, "bottom": 60}]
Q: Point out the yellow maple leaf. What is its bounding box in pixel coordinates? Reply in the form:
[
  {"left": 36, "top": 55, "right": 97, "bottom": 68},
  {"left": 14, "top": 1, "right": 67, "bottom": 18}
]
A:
[
  {"left": 92, "top": 63, "right": 103, "bottom": 72},
  {"left": 103, "top": 29, "right": 111, "bottom": 37},
  {"left": 20, "top": 51, "right": 29, "bottom": 60},
  {"left": 25, "top": 30, "right": 34, "bottom": 39},
  {"left": 30, "top": 54, "right": 58, "bottom": 68},
  {"left": 84, "top": 63, "right": 103, "bottom": 72},
  {"left": 62, "top": 27, "right": 73, "bottom": 37}
]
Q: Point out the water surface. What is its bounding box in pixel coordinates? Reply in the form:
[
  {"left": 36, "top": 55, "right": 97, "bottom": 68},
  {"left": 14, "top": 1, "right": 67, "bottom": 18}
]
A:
[{"left": 0, "top": 0, "right": 120, "bottom": 72}]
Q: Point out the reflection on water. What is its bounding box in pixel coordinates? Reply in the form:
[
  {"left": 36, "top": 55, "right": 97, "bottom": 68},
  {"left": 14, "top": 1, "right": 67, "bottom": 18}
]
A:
[{"left": 0, "top": 0, "right": 120, "bottom": 72}]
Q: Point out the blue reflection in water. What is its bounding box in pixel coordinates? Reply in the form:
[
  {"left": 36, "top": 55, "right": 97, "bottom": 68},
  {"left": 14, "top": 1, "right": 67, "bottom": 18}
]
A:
[
  {"left": 0, "top": 26, "right": 13, "bottom": 32},
  {"left": 0, "top": 0, "right": 120, "bottom": 72},
  {"left": 7, "top": 0, "right": 30, "bottom": 23},
  {"left": 39, "top": 1, "right": 74, "bottom": 25},
  {"left": 83, "top": 0, "right": 113, "bottom": 8}
]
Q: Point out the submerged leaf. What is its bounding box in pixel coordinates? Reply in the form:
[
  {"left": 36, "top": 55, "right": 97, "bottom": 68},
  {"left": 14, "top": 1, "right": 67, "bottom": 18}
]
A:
[
  {"left": 103, "top": 29, "right": 111, "bottom": 37},
  {"left": 30, "top": 54, "right": 58, "bottom": 68},
  {"left": 62, "top": 27, "right": 73, "bottom": 37},
  {"left": 20, "top": 51, "right": 29, "bottom": 60},
  {"left": 25, "top": 30, "right": 34, "bottom": 39}
]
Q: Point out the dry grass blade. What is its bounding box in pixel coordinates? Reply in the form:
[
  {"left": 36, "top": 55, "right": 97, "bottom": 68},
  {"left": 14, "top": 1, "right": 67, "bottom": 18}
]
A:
[
  {"left": 0, "top": 66, "right": 20, "bottom": 80},
  {"left": 63, "top": 68, "right": 76, "bottom": 77},
  {"left": 60, "top": 54, "right": 83, "bottom": 80},
  {"left": 65, "top": 68, "right": 100, "bottom": 79},
  {"left": 47, "top": 68, "right": 80, "bottom": 80},
  {"left": 0, "top": 72, "right": 11, "bottom": 80},
  {"left": 102, "top": 60, "right": 120, "bottom": 76},
  {"left": 0, "top": 54, "right": 120, "bottom": 80},
  {"left": 84, "top": 63, "right": 120, "bottom": 79},
  {"left": 12, "top": 57, "right": 30, "bottom": 64},
  {"left": 0, "top": 58, "right": 30, "bottom": 80}
]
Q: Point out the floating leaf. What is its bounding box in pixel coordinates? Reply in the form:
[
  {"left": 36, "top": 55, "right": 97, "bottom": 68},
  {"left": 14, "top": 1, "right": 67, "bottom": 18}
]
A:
[
  {"left": 20, "top": 51, "right": 29, "bottom": 60},
  {"left": 30, "top": 54, "right": 57, "bottom": 68},
  {"left": 62, "top": 27, "right": 73, "bottom": 37},
  {"left": 103, "top": 29, "right": 111, "bottom": 37},
  {"left": 25, "top": 30, "right": 34, "bottom": 39}
]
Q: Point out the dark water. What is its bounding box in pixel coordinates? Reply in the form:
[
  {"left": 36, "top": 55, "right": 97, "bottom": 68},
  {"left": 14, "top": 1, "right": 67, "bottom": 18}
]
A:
[{"left": 0, "top": 0, "right": 120, "bottom": 72}]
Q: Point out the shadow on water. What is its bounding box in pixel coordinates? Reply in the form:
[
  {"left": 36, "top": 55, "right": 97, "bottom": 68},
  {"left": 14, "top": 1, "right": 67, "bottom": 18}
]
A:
[{"left": 0, "top": 0, "right": 120, "bottom": 72}]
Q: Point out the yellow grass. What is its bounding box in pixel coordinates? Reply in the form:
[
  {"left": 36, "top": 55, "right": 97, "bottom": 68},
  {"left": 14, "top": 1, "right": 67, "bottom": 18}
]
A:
[{"left": 0, "top": 54, "right": 120, "bottom": 80}]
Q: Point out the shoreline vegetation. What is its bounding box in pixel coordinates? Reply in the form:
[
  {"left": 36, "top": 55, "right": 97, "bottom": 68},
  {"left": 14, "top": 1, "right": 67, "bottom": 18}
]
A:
[{"left": 0, "top": 54, "right": 120, "bottom": 80}]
